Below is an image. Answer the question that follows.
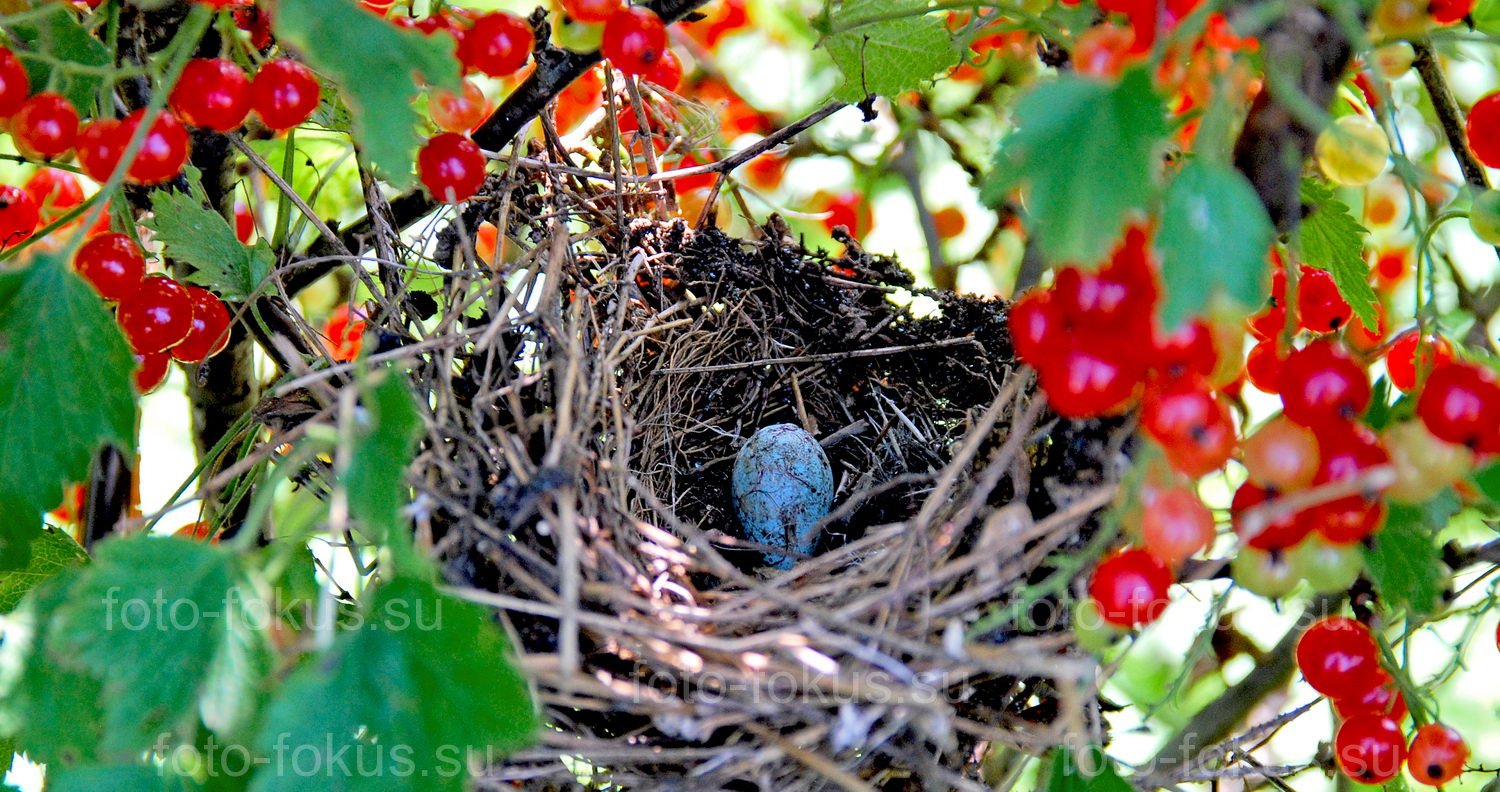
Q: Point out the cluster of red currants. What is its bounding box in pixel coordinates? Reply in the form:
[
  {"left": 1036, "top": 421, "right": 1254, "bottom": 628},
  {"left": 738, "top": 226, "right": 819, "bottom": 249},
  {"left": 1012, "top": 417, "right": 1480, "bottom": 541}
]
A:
[
  {"left": 397, "top": 0, "right": 675, "bottom": 204},
  {"left": 1012, "top": 226, "right": 1495, "bottom": 637},
  {"left": 1298, "top": 617, "right": 1469, "bottom": 786},
  {"left": 72, "top": 232, "right": 231, "bottom": 393},
  {"left": 0, "top": 45, "right": 320, "bottom": 194}
]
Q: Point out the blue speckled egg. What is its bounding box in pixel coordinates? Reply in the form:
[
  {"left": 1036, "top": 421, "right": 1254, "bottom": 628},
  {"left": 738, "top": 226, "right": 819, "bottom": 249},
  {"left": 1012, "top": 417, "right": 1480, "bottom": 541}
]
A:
[{"left": 731, "top": 424, "right": 834, "bottom": 569}]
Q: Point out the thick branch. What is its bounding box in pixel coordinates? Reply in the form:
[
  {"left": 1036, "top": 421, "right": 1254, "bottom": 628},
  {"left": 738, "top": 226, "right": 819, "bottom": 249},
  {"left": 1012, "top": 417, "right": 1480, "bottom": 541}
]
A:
[{"left": 1231, "top": 2, "right": 1353, "bottom": 232}]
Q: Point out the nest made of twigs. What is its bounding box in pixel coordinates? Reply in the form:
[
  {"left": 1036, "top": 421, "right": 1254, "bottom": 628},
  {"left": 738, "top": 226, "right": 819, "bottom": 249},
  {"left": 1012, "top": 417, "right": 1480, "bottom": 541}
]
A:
[{"left": 350, "top": 167, "right": 1127, "bottom": 789}]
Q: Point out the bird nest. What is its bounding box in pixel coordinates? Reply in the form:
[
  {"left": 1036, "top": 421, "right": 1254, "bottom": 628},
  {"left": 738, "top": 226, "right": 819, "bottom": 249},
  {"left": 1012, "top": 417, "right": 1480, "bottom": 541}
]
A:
[{"left": 386, "top": 199, "right": 1126, "bottom": 789}]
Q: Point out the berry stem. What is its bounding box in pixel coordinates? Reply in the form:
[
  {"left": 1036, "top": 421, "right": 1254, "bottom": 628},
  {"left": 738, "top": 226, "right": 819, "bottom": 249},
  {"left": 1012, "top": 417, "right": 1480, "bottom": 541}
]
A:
[{"left": 1374, "top": 629, "right": 1433, "bottom": 728}]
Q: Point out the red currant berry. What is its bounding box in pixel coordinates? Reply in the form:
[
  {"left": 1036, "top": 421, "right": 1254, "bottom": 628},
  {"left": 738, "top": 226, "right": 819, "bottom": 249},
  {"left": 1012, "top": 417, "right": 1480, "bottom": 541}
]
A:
[
  {"left": 1242, "top": 416, "right": 1320, "bottom": 490},
  {"left": 601, "top": 6, "right": 668, "bottom": 76},
  {"left": 1296, "top": 616, "right": 1385, "bottom": 699},
  {"left": 1139, "top": 487, "right": 1214, "bottom": 566},
  {"left": 76, "top": 119, "right": 129, "bottom": 182},
  {"left": 430, "top": 79, "right": 487, "bottom": 133},
  {"left": 170, "top": 58, "right": 252, "bottom": 132},
  {"left": 1278, "top": 340, "right": 1371, "bottom": 427},
  {"left": 74, "top": 233, "right": 147, "bottom": 303},
  {"left": 561, "top": 0, "right": 622, "bottom": 23},
  {"left": 1416, "top": 361, "right": 1500, "bottom": 452},
  {"left": 1231, "top": 480, "right": 1313, "bottom": 550},
  {"left": 642, "top": 48, "right": 684, "bottom": 90},
  {"left": 251, "top": 59, "right": 321, "bottom": 131},
  {"left": 1467, "top": 92, "right": 1500, "bottom": 169},
  {"left": 325, "top": 304, "right": 365, "bottom": 362},
  {"left": 1088, "top": 547, "right": 1172, "bottom": 628},
  {"left": 1331, "top": 674, "right": 1408, "bottom": 721},
  {"left": 1245, "top": 339, "right": 1288, "bottom": 394},
  {"left": 1430, "top": 0, "right": 1477, "bottom": 23},
  {"left": 123, "top": 110, "right": 191, "bottom": 185},
  {"left": 134, "top": 351, "right": 172, "bottom": 394},
  {"left": 1037, "top": 340, "right": 1142, "bottom": 419},
  {"left": 117, "top": 276, "right": 194, "bottom": 354},
  {"left": 417, "top": 132, "right": 487, "bottom": 203},
  {"left": 457, "top": 12, "right": 534, "bottom": 77},
  {"left": 1008, "top": 290, "right": 1059, "bottom": 366},
  {"left": 1407, "top": 724, "right": 1468, "bottom": 786},
  {"left": 1335, "top": 715, "right": 1407, "bottom": 785},
  {"left": 11, "top": 93, "right": 80, "bottom": 159},
  {"left": 1302, "top": 423, "right": 1390, "bottom": 544},
  {"left": 0, "top": 185, "right": 40, "bottom": 249},
  {"left": 1387, "top": 331, "right": 1453, "bottom": 392},
  {"left": 1147, "top": 318, "right": 1218, "bottom": 381},
  {"left": 1140, "top": 379, "right": 1236, "bottom": 476},
  {"left": 1248, "top": 302, "right": 1287, "bottom": 341},
  {"left": 23, "top": 168, "right": 84, "bottom": 223},
  {"left": 1296, "top": 266, "right": 1352, "bottom": 333},
  {"left": 171, "top": 286, "right": 232, "bottom": 364},
  {"left": 0, "top": 47, "right": 30, "bottom": 118}
]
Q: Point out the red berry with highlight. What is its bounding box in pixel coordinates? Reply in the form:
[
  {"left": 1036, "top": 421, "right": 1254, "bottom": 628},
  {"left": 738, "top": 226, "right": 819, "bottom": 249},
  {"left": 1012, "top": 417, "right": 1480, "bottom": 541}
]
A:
[
  {"left": 74, "top": 233, "right": 147, "bottom": 303},
  {"left": 123, "top": 110, "right": 191, "bottom": 185},
  {"left": 1278, "top": 340, "right": 1371, "bottom": 427},
  {"left": 134, "top": 352, "right": 172, "bottom": 394},
  {"left": 75, "top": 119, "right": 128, "bottom": 182},
  {"left": 0, "top": 47, "right": 29, "bottom": 117},
  {"left": 0, "top": 185, "right": 39, "bottom": 249},
  {"left": 11, "top": 93, "right": 80, "bottom": 159},
  {"left": 171, "top": 58, "right": 252, "bottom": 132},
  {"left": 418, "top": 133, "right": 487, "bottom": 203},
  {"left": 1467, "top": 92, "right": 1500, "bottom": 169},
  {"left": 117, "top": 276, "right": 194, "bottom": 354},
  {"left": 251, "top": 59, "right": 321, "bottom": 131},
  {"left": 1296, "top": 616, "right": 1385, "bottom": 700},
  {"left": 457, "top": 12, "right": 534, "bottom": 77},
  {"left": 1088, "top": 547, "right": 1173, "bottom": 628},
  {"left": 1297, "top": 266, "right": 1352, "bottom": 333},
  {"left": 1407, "top": 724, "right": 1468, "bottom": 786},
  {"left": 602, "top": 7, "right": 668, "bottom": 76},
  {"left": 1387, "top": 332, "right": 1454, "bottom": 392},
  {"left": 171, "top": 286, "right": 232, "bottom": 364},
  {"left": 1416, "top": 361, "right": 1500, "bottom": 452},
  {"left": 1335, "top": 715, "right": 1407, "bottom": 785}
]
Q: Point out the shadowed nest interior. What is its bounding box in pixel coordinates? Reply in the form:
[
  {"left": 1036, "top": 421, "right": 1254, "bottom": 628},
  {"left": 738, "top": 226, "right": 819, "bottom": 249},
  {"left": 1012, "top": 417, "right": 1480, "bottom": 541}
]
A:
[{"left": 359, "top": 182, "right": 1127, "bottom": 788}]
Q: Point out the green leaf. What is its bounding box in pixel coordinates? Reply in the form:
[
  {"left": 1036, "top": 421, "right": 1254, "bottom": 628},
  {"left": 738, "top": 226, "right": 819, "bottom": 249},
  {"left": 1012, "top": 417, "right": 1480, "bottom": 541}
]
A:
[
  {"left": 50, "top": 537, "right": 270, "bottom": 754},
  {"left": 983, "top": 68, "right": 1167, "bottom": 265},
  {"left": 1473, "top": 459, "right": 1500, "bottom": 503},
  {"left": 46, "top": 765, "right": 185, "bottom": 792},
  {"left": 0, "top": 526, "right": 86, "bottom": 614},
  {"left": 144, "top": 190, "right": 273, "bottom": 302},
  {"left": 823, "top": 0, "right": 962, "bottom": 102},
  {"left": 249, "top": 577, "right": 536, "bottom": 792},
  {"left": 8, "top": 4, "right": 111, "bottom": 113},
  {"left": 0, "top": 571, "right": 106, "bottom": 767},
  {"left": 1364, "top": 498, "right": 1458, "bottom": 617},
  {"left": 1155, "top": 159, "right": 1274, "bottom": 328},
  {"left": 273, "top": 0, "right": 461, "bottom": 189},
  {"left": 345, "top": 373, "right": 423, "bottom": 549},
  {"left": 1297, "top": 180, "right": 1379, "bottom": 330},
  {"left": 1045, "top": 747, "right": 1133, "bottom": 792},
  {"left": 0, "top": 255, "right": 135, "bottom": 569}
]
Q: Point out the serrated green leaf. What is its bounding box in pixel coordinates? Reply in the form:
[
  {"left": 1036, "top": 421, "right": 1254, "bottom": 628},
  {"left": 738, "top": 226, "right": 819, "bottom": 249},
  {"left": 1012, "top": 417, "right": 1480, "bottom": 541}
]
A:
[
  {"left": 1155, "top": 159, "right": 1274, "bottom": 328},
  {"left": 1298, "top": 180, "right": 1378, "bottom": 330},
  {"left": 1364, "top": 498, "right": 1458, "bottom": 617},
  {"left": 144, "top": 190, "right": 272, "bottom": 302},
  {"left": 984, "top": 68, "right": 1167, "bottom": 265},
  {"left": 0, "top": 526, "right": 86, "bottom": 614},
  {"left": 0, "top": 571, "right": 106, "bottom": 766},
  {"left": 249, "top": 577, "right": 535, "bottom": 792},
  {"left": 8, "top": 4, "right": 111, "bottom": 113},
  {"left": 50, "top": 537, "right": 269, "bottom": 754},
  {"left": 273, "top": 0, "right": 461, "bottom": 190},
  {"left": 824, "top": 0, "right": 962, "bottom": 102},
  {"left": 0, "top": 255, "right": 135, "bottom": 569}
]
